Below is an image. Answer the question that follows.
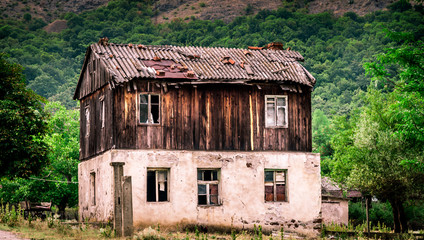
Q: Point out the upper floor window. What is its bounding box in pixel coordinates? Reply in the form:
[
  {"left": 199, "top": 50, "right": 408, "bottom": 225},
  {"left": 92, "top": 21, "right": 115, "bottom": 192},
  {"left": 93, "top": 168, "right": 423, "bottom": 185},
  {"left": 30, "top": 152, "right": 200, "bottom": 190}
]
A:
[
  {"left": 85, "top": 106, "right": 90, "bottom": 137},
  {"left": 265, "top": 95, "right": 288, "bottom": 128},
  {"left": 99, "top": 96, "right": 105, "bottom": 129},
  {"left": 197, "top": 169, "right": 220, "bottom": 206},
  {"left": 139, "top": 94, "right": 160, "bottom": 124}
]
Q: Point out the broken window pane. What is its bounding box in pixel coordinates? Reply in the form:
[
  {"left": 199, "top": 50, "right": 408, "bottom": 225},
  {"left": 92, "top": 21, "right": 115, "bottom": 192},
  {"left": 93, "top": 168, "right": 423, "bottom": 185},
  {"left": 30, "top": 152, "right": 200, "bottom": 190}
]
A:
[
  {"left": 139, "top": 94, "right": 160, "bottom": 124},
  {"left": 147, "top": 169, "right": 168, "bottom": 202},
  {"left": 140, "top": 103, "right": 148, "bottom": 123},
  {"left": 151, "top": 95, "right": 159, "bottom": 104},
  {"left": 158, "top": 184, "right": 167, "bottom": 202},
  {"left": 198, "top": 195, "right": 207, "bottom": 205},
  {"left": 265, "top": 170, "right": 287, "bottom": 202},
  {"left": 197, "top": 169, "right": 220, "bottom": 206},
  {"left": 151, "top": 104, "right": 159, "bottom": 123},
  {"left": 265, "top": 95, "right": 288, "bottom": 128},
  {"left": 146, "top": 171, "right": 156, "bottom": 202},
  {"left": 203, "top": 170, "right": 212, "bottom": 181},
  {"left": 212, "top": 171, "right": 218, "bottom": 181}
]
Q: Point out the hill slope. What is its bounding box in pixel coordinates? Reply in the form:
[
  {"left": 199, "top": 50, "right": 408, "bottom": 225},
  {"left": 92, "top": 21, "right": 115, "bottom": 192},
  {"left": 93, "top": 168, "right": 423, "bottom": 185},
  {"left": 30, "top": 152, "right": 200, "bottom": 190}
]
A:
[{"left": 1, "top": 0, "right": 397, "bottom": 23}]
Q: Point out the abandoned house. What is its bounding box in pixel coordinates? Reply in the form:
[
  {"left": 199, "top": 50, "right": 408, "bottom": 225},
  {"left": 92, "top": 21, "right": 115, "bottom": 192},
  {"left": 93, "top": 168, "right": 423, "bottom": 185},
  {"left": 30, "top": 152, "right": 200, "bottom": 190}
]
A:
[{"left": 74, "top": 40, "right": 321, "bottom": 236}]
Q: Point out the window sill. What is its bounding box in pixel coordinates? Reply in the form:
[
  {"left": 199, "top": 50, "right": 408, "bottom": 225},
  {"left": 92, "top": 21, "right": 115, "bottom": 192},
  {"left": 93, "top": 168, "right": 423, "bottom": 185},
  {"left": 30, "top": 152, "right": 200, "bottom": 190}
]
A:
[
  {"left": 138, "top": 123, "right": 161, "bottom": 126},
  {"left": 264, "top": 201, "right": 288, "bottom": 204},
  {"left": 197, "top": 204, "right": 222, "bottom": 208},
  {"left": 265, "top": 126, "right": 288, "bottom": 129}
]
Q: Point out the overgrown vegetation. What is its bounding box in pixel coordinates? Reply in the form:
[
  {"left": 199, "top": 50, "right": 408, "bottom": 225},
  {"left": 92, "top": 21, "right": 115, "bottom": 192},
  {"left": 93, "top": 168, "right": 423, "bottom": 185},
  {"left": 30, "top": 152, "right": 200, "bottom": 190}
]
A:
[
  {"left": 0, "top": 207, "right": 290, "bottom": 240},
  {"left": 0, "top": 204, "right": 103, "bottom": 239}
]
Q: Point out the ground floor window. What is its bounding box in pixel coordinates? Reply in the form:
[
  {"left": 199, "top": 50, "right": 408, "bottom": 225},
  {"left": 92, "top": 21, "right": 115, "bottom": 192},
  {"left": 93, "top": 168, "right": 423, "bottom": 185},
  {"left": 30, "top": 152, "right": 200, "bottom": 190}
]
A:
[
  {"left": 90, "top": 172, "right": 96, "bottom": 205},
  {"left": 197, "top": 169, "right": 219, "bottom": 206},
  {"left": 147, "top": 169, "right": 169, "bottom": 202},
  {"left": 264, "top": 170, "right": 287, "bottom": 202}
]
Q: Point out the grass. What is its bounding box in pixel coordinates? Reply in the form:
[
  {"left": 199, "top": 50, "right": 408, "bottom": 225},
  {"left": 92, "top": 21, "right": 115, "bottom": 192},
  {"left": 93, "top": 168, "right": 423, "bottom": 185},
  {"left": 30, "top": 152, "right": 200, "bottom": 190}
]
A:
[{"left": 1, "top": 203, "right": 420, "bottom": 240}]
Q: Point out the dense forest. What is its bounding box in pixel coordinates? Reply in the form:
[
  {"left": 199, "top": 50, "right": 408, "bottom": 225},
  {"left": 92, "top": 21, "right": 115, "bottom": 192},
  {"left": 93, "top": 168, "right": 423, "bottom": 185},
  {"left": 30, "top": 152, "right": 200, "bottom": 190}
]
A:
[
  {"left": 0, "top": 0, "right": 423, "bottom": 232},
  {"left": 0, "top": 0, "right": 422, "bottom": 110}
]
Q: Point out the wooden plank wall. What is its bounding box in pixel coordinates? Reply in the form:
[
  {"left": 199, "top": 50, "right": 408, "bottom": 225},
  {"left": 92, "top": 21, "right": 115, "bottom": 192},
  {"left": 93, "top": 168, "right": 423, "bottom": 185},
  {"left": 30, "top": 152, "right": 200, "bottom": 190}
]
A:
[
  {"left": 111, "top": 80, "right": 312, "bottom": 153},
  {"left": 76, "top": 52, "right": 112, "bottom": 100},
  {"left": 79, "top": 84, "right": 113, "bottom": 160}
]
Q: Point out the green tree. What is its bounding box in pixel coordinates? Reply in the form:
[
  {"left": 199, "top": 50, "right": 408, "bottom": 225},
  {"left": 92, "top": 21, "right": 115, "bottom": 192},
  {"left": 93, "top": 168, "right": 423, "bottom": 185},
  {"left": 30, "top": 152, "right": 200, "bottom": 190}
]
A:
[
  {"left": 364, "top": 31, "right": 424, "bottom": 171},
  {"left": 0, "top": 102, "right": 79, "bottom": 215},
  {"left": 43, "top": 101, "right": 80, "bottom": 217},
  {"left": 331, "top": 32, "right": 424, "bottom": 233},
  {"left": 0, "top": 54, "right": 49, "bottom": 178}
]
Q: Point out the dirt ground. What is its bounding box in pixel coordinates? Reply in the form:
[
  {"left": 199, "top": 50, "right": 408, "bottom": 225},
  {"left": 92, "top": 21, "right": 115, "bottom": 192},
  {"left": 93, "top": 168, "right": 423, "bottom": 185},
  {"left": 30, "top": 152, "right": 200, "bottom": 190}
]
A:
[{"left": 0, "top": 230, "right": 29, "bottom": 240}]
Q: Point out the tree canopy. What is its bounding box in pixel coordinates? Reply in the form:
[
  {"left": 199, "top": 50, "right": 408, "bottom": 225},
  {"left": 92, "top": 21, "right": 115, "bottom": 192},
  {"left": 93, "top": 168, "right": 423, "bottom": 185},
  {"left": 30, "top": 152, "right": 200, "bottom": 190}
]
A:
[
  {"left": 0, "top": 54, "right": 49, "bottom": 178},
  {"left": 330, "top": 32, "right": 424, "bottom": 233}
]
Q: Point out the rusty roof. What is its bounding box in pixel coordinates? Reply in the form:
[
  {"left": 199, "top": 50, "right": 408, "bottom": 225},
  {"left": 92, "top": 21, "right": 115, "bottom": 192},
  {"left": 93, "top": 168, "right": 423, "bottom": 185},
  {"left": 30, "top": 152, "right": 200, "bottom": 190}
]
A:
[{"left": 75, "top": 42, "right": 316, "bottom": 99}]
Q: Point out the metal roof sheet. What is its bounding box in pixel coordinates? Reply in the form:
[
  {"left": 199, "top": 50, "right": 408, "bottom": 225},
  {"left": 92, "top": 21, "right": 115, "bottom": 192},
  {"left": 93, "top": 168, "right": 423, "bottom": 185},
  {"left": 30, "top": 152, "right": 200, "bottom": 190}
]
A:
[{"left": 89, "top": 42, "right": 316, "bottom": 87}]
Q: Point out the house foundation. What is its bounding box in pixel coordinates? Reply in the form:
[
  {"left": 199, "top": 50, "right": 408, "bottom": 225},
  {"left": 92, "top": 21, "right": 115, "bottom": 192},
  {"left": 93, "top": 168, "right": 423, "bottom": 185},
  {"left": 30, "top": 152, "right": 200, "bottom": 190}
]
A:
[{"left": 79, "top": 149, "right": 321, "bottom": 234}]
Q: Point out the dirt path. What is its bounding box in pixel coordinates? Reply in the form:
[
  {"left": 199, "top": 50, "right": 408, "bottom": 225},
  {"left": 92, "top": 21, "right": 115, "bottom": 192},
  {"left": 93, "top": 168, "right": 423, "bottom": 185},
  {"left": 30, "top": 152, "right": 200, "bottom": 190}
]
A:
[{"left": 0, "top": 230, "right": 29, "bottom": 240}]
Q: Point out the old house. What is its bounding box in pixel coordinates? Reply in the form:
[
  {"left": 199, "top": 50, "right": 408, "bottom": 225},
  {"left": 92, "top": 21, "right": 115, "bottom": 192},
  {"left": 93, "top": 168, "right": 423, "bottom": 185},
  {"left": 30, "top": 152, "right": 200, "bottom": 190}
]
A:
[{"left": 74, "top": 40, "right": 321, "bottom": 236}]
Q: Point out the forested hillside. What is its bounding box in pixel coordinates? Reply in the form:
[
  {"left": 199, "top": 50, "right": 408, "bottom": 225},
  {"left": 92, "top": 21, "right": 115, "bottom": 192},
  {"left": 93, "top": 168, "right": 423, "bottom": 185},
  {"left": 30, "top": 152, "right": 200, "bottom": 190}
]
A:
[
  {"left": 1, "top": 0, "right": 423, "bottom": 231},
  {"left": 1, "top": 0, "right": 422, "bottom": 110}
]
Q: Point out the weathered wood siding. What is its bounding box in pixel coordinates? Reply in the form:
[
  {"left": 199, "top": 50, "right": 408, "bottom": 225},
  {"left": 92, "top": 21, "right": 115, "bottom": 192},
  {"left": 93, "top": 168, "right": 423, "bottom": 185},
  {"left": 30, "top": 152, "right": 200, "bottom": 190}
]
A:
[
  {"left": 75, "top": 52, "right": 113, "bottom": 100},
  {"left": 79, "top": 84, "right": 114, "bottom": 160},
  {"left": 111, "top": 80, "right": 311, "bottom": 153}
]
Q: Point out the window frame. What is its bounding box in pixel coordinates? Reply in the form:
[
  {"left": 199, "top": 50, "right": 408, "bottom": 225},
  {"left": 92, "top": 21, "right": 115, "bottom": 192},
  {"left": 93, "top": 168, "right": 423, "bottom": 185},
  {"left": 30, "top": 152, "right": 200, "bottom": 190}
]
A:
[
  {"left": 90, "top": 171, "right": 96, "bottom": 206},
  {"left": 264, "top": 169, "right": 287, "bottom": 202},
  {"left": 146, "top": 168, "right": 169, "bottom": 202},
  {"left": 99, "top": 96, "right": 105, "bottom": 129},
  {"left": 138, "top": 93, "right": 161, "bottom": 125},
  {"left": 264, "top": 95, "right": 288, "bottom": 128},
  {"left": 85, "top": 105, "right": 90, "bottom": 137},
  {"left": 197, "top": 169, "right": 220, "bottom": 206}
]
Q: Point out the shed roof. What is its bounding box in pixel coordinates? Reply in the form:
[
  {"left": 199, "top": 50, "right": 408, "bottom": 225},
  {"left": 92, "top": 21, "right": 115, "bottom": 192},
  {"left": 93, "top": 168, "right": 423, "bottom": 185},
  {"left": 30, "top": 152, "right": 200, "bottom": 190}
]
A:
[
  {"left": 74, "top": 41, "right": 316, "bottom": 99},
  {"left": 321, "top": 177, "right": 362, "bottom": 199}
]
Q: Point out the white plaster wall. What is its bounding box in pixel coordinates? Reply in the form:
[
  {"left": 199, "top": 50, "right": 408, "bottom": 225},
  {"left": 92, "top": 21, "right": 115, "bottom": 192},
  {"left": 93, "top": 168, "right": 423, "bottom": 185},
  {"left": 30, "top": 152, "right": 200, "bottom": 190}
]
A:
[
  {"left": 78, "top": 151, "right": 114, "bottom": 222},
  {"left": 79, "top": 150, "right": 321, "bottom": 232},
  {"left": 322, "top": 198, "right": 349, "bottom": 225}
]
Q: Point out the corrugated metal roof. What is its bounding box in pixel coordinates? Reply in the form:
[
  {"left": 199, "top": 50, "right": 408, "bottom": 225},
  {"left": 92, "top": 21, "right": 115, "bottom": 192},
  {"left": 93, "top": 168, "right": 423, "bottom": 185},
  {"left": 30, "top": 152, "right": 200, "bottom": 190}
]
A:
[{"left": 90, "top": 42, "right": 316, "bottom": 87}]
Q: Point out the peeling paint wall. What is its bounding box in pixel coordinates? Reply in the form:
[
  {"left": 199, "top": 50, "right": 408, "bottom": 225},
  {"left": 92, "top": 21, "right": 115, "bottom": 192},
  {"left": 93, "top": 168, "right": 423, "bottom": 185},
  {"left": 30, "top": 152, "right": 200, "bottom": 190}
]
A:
[
  {"left": 78, "top": 151, "right": 114, "bottom": 222},
  {"left": 79, "top": 150, "right": 321, "bottom": 234}
]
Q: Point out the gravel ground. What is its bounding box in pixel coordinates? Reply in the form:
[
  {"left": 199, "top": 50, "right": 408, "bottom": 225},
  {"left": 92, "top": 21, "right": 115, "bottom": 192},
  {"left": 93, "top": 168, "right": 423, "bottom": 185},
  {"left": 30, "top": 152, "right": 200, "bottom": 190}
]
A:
[{"left": 0, "top": 230, "right": 29, "bottom": 240}]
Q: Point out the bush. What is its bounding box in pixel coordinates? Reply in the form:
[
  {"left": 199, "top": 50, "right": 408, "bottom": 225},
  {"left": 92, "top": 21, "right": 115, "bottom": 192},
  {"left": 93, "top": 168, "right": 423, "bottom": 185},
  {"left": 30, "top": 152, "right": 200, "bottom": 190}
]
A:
[
  {"left": 349, "top": 201, "right": 393, "bottom": 229},
  {"left": 349, "top": 201, "right": 424, "bottom": 230}
]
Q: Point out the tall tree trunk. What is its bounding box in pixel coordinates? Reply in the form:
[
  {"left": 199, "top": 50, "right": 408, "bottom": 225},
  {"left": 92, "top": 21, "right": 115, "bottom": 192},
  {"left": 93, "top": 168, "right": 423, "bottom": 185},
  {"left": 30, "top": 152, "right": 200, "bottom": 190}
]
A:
[{"left": 389, "top": 199, "right": 407, "bottom": 233}]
